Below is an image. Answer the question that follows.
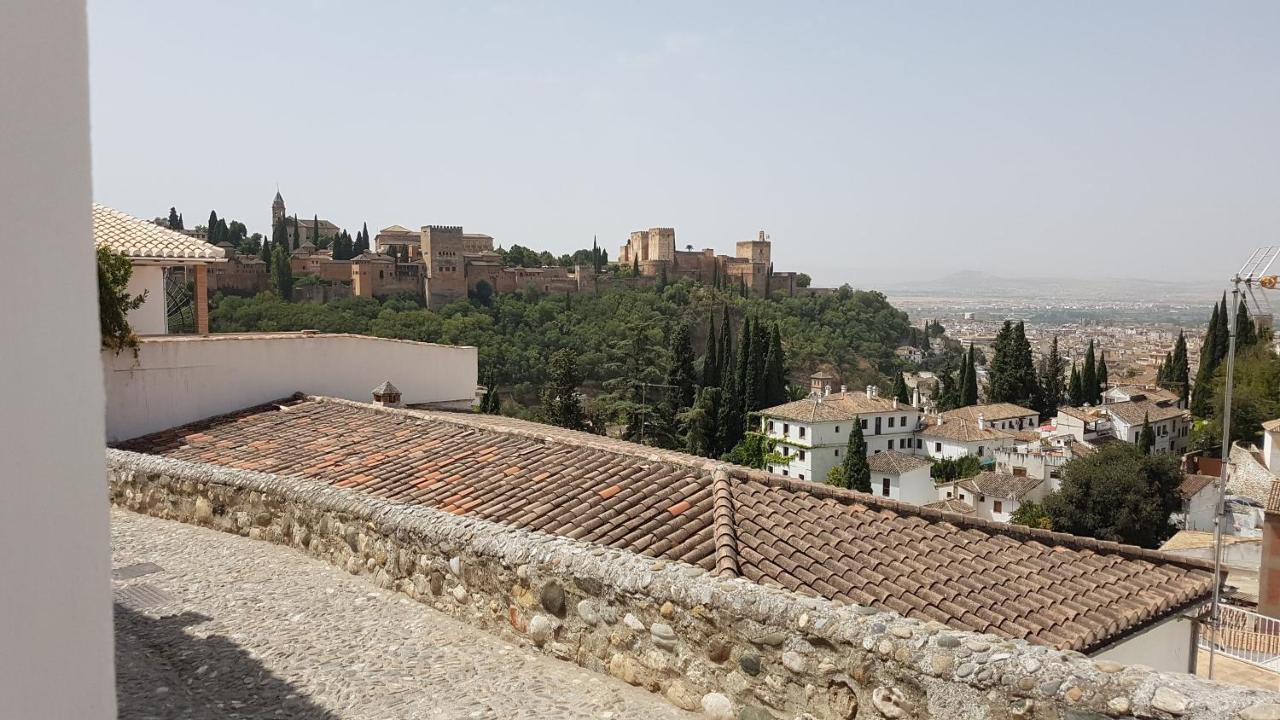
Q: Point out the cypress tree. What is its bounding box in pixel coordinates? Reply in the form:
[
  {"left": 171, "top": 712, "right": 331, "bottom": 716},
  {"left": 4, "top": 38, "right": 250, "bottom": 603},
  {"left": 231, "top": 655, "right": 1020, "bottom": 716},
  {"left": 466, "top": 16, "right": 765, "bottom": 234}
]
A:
[
  {"left": 960, "top": 344, "right": 978, "bottom": 407},
  {"left": 632, "top": 255, "right": 639, "bottom": 277},
  {"left": 1036, "top": 336, "right": 1067, "bottom": 417},
  {"left": 1236, "top": 297, "right": 1256, "bottom": 349},
  {"left": 1214, "top": 293, "right": 1230, "bottom": 365},
  {"left": 1193, "top": 302, "right": 1222, "bottom": 416},
  {"left": 208, "top": 210, "right": 219, "bottom": 239},
  {"left": 718, "top": 306, "right": 732, "bottom": 380},
  {"left": 1081, "top": 340, "right": 1097, "bottom": 405},
  {"left": 988, "top": 321, "right": 1015, "bottom": 402},
  {"left": 1097, "top": 351, "right": 1109, "bottom": 397},
  {"left": 892, "top": 371, "right": 910, "bottom": 404},
  {"left": 1068, "top": 363, "right": 1084, "bottom": 406},
  {"left": 310, "top": 214, "right": 319, "bottom": 246},
  {"left": 167, "top": 207, "right": 181, "bottom": 229},
  {"left": 291, "top": 215, "right": 300, "bottom": 250},
  {"left": 718, "top": 332, "right": 744, "bottom": 453},
  {"left": 686, "top": 387, "right": 723, "bottom": 458},
  {"left": 739, "top": 317, "right": 758, "bottom": 415},
  {"left": 830, "top": 417, "right": 870, "bottom": 493},
  {"left": 1137, "top": 413, "right": 1155, "bottom": 455},
  {"left": 271, "top": 243, "right": 293, "bottom": 301},
  {"left": 541, "top": 349, "right": 587, "bottom": 431},
  {"left": 666, "top": 322, "right": 698, "bottom": 411},
  {"left": 1172, "top": 331, "right": 1190, "bottom": 406},
  {"left": 763, "top": 323, "right": 787, "bottom": 406},
  {"left": 701, "top": 315, "right": 720, "bottom": 389}
]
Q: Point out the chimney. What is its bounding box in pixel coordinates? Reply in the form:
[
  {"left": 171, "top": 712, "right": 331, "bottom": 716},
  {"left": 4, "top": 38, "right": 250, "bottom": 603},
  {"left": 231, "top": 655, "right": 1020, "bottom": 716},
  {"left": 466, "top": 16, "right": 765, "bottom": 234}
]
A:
[
  {"left": 840, "top": 384, "right": 847, "bottom": 394},
  {"left": 371, "top": 380, "right": 402, "bottom": 408},
  {"left": 936, "top": 413, "right": 943, "bottom": 426},
  {"left": 866, "top": 385, "right": 874, "bottom": 399},
  {"left": 892, "top": 398, "right": 899, "bottom": 410},
  {"left": 823, "top": 383, "right": 831, "bottom": 397},
  {"left": 977, "top": 413, "right": 986, "bottom": 431},
  {"left": 912, "top": 387, "right": 921, "bottom": 408},
  {"left": 873, "top": 386, "right": 879, "bottom": 399}
]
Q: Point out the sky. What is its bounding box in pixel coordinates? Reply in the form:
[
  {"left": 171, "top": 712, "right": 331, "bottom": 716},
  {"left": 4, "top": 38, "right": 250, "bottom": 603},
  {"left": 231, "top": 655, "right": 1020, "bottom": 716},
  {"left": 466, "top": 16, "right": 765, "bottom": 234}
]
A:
[{"left": 88, "top": 1, "right": 1280, "bottom": 287}]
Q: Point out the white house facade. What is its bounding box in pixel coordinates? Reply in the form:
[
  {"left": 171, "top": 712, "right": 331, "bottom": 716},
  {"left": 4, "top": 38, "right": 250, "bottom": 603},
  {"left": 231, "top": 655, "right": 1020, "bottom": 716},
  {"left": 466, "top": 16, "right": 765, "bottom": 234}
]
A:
[{"left": 866, "top": 451, "right": 934, "bottom": 504}]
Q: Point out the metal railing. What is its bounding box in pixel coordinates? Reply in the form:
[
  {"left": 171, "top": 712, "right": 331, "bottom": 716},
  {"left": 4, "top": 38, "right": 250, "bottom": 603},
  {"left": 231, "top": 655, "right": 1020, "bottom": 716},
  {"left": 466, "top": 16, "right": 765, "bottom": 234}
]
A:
[{"left": 1201, "top": 603, "right": 1280, "bottom": 671}]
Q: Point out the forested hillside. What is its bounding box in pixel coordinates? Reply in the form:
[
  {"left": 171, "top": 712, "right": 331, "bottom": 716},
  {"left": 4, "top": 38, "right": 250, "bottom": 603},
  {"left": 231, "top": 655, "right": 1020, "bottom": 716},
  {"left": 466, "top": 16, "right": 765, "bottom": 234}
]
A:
[{"left": 210, "top": 281, "right": 917, "bottom": 419}]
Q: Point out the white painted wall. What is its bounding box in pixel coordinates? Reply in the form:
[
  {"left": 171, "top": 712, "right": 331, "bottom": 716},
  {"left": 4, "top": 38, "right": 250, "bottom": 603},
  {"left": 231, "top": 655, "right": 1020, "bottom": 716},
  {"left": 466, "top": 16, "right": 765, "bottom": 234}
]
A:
[
  {"left": 1264, "top": 429, "right": 1279, "bottom": 473},
  {"left": 126, "top": 264, "right": 167, "bottom": 335},
  {"left": 0, "top": 0, "right": 117, "bottom": 715},
  {"left": 1092, "top": 614, "right": 1195, "bottom": 674},
  {"left": 104, "top": 333, "right": 478, "bottom": 442}
]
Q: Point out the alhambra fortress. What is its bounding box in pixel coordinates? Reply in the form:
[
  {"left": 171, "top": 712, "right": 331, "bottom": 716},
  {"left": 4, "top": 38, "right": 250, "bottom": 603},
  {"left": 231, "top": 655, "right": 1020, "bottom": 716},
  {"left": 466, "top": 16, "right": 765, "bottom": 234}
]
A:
[{"left": 205, "top": 190, "right": 803, "bottom": 307}]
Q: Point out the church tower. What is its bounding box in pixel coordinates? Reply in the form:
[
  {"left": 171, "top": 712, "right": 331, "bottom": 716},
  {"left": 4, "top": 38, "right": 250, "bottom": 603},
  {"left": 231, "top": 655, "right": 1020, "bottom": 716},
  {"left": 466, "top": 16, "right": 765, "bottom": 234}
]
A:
[{"left": 271, "top": 189, "right": 286, "bottom": 228}]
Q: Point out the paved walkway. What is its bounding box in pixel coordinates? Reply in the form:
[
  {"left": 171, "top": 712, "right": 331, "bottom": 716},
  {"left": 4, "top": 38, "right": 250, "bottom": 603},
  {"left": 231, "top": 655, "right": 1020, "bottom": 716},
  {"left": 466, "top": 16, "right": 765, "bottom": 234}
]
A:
[{"left": 112, "top": 509, "right": 696, "bottom": 719}]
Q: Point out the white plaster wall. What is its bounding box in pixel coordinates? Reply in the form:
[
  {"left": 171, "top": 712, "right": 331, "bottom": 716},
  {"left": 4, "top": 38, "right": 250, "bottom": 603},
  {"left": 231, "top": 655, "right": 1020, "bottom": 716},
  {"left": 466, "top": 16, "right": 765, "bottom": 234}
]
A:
[
  {"left": 1264, "top": 430, "right": 1279, "bottom": 473},
  {"left": 0, "top": 0, "right": 117, "bottom": 715},
  {"left": 898, "top": 466, "right": 936, "bottom": 505},
  {"left": 104, "top": 334, "right": 478, "bottom": 442},
  {"left": 126, "top": 264, "right": 167, "bottom": 335},
  {"left": 1092, "top": 614, "right": 1194, "bottom": 674}
]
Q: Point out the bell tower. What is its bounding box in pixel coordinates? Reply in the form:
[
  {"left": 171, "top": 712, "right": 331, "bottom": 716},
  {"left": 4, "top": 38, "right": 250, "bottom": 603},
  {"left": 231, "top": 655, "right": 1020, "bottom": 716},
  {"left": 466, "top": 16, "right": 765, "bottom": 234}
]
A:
[{"left": 271, "top": 188, "right": 286, "bottom": 227}]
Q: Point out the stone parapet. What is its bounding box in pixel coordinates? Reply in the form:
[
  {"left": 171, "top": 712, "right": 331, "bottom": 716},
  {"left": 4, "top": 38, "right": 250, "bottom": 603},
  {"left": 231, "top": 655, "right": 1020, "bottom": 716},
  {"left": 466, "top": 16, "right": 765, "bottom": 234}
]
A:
[{"left": 107, "top": 450, "right": 1280, "bottom": 720}]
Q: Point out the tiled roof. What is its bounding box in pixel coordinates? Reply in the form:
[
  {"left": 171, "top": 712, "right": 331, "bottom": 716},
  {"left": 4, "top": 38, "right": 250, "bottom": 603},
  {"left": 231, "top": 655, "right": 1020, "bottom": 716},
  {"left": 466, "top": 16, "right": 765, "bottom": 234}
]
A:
[
  {"left": 115, "top": 396, "right": 1218, "bottom": 652},
  {"left": 1268, "top": 479, "right": 1280, "bottom": 515},
  {"left": 916, "top": 417, "right": 1013, "bottom": 443},
  {"left": 1262, "top": 418, "right": 1280, "bottom": 432},
  {"left": 957, "top": 471, "right": 1042, "bottom": 501},
  {"left": 943, "top": 403, "right": 1038, "bottom": 423},
  {"left": 1108, "top": 386, "right": 1180, "bottom": 405},
  {"left": 93, "top": 204, "right": 225, "bottom": 261},
  {"left": 761, "top": 392, "right": 910, "bottom": 423},
  {"left": 1179, "top": 474, "right": 1217, "bottom": 500},
  {"left": 922, "top": 499, "right": 975, "bottom": 514},
  {"left": 867, "top": 450, "right": 932, "bottom": 475},
  {"left": 1105, "top": 400, "right": 1188, "bottom": 426}
]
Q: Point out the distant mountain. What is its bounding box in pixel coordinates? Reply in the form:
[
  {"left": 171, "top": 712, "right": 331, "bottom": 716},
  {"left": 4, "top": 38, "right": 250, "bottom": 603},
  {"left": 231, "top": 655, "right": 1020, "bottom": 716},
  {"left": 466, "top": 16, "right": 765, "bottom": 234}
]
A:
[{"left": 881, "top": 270, "right": 1218, "bottom": 301}]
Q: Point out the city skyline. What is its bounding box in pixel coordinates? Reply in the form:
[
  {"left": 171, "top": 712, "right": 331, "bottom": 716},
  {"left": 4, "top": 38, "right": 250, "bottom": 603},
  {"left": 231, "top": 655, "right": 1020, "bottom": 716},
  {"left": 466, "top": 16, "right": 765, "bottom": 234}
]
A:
[{"left": 88, "top": 2, "right": 1280, "bottom": 287}]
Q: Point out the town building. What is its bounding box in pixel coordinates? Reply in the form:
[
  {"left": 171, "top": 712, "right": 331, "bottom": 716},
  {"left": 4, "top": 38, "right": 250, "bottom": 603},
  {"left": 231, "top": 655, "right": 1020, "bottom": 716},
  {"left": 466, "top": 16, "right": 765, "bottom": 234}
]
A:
[
  {"left": 916, "top": 411, "right": 1023, "bottom": 461},
  {"left": 1052, "top": 400, "right": 1191, "bottom": 455},
  {"left": 866, "top": 450, "right": 934, "bottom": 503},
  {"left": 93, "top": 203, "right": 225, "bottom": 335},
  {"left": 760, "top": 383, "right": 924, "bottom": 481},
  {"left": 272, "top": 189, "right": 340, "bottom": 245},
  {"left": 937, "top": 470, "right": 1048, "bottom": 523}
]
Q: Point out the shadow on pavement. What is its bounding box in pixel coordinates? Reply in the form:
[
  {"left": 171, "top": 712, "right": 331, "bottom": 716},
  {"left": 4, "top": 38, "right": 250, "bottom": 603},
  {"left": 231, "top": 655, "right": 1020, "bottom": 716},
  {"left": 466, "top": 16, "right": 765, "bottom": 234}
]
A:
[{"left": 114, "top": 604, "right": 338, "bottom": 719}]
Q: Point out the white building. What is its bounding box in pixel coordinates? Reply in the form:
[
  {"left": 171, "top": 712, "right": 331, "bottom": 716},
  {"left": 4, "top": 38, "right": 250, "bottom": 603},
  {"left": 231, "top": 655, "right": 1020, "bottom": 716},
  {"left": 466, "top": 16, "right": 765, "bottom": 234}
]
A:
[
  {"left": 916, "top": 413, "right": 1022, "bottom": 461},
  {"left": 866, "top": 451, "right": 934, "bottom": 503},
  {"left": 1103, "top": 385, "right": 1182, "bottom": 408},
  {"left": 1178, "top": 474, "right": 1218, "bottom": 532},
  {"left": 93, "top": 203, "right": 226, "bottom": 335},
  {"left": 761, "top": 385, "right": 923, "bottom": 482},
  {"left": 938, "top": 471, "right": 1047, "bottom": 523},
  {"left": 942, "top": 403, "right": 1040, "bottom": 433}
]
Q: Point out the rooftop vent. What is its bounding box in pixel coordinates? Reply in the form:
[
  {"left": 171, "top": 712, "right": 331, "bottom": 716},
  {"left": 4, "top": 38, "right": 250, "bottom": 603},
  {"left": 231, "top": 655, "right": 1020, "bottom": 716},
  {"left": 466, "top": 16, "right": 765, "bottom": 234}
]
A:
[{"left": 372, "top": 381, "right": 402, "bottom": 408}]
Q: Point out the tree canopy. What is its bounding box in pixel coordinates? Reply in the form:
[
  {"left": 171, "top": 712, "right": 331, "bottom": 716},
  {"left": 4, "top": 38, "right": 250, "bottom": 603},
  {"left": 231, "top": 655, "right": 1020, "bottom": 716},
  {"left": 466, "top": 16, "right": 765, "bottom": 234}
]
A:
[{"left": 1041, "top": 443, "right": 1182, "bottom": 548}]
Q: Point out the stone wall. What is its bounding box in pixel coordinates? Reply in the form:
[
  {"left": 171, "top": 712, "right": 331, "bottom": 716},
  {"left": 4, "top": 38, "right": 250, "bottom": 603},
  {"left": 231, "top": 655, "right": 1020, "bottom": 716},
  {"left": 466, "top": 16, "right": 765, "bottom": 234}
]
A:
[{"left": 106, "top": 450, "right": 1280, "bottom": 720}]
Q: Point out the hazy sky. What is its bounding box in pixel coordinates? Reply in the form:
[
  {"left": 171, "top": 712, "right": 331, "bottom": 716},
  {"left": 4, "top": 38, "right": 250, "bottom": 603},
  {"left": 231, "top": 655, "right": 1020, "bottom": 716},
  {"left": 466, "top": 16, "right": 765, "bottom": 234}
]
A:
[{"left": 88, "top": 2, "right": 1280, "bottom": 287}]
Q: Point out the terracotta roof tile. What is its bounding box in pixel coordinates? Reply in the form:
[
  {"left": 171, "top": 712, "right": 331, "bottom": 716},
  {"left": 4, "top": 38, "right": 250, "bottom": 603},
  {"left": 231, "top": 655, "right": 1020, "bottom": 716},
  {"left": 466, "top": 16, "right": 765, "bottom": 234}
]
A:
[
  {"left": 93, "top": 203, "right": 225, "bottom": 261},
  {"left": 115, "top": 395, "right": 1218, "bottom": 653}
]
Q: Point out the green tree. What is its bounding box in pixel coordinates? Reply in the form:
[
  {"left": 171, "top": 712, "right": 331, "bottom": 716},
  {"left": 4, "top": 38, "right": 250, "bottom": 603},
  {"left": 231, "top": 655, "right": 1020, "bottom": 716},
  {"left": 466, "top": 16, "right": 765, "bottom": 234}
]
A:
[
  {"left": 291, "top": 215, "right": 300, "bottom": 250},
  {"left": 723, "top": 432, "right": 777, "bottom": 469},
  {"left": 892, "top": 371, "right": 910, "bottom": 404},
  {"left": 540, "top": 349, "right": 587, "bottom": 431},
  {"left": 1236, "top": 297, "right": 1257, "bottom": 349},
  {"left": 1193, "top": 300, "right": 1223, "bottom": 416},
  {"left": 701, "top": 315, "right": 720, "bottom": 388},
  {"left": 311, "top": 214, "right": 320, "bottom": 246},
  {"left": 271, "top": 243, "right": 294, "bottom": 301},
  {"left": 632, "top": 255, "right": 639, "bottom": 277},
  {"left": 207, "top": 210, "right": 219, "bottom": 241},
  {"left": 1042, "top": 443, "right": 1182, "bottom": 548},
  {"left": 97, "top": 246, "right": 147, "bottom": 352},
  {"left": 960, "top": 343, "right": 978, "bottom": 407},
  {"left": 738, "top": 316, "right": 758, "bottom": 416},
  {"left": 1199, "top": 343, "right": 1280, "bottom": 448},
  {"left": 167, "top": 207, "right": 182, "bottom": 229},
  {"left": 1081, "top": 340, "right": 1098, "bottom": 405},
  {"left": 1009, "top": 500, "right": 1052, "bottom": 529},
  {"left": 763, "top": 323, "right": 788, "bottom": 407},
  {"left": 828, "top": 418, "right": 870, "bottom": 492},
  {"left": 666, "top": 321, "right": 698, "bottom": 411},
  {"left": 1068, "top": 363, "right": 1084, "bottom": 406},
  {"left": 1035, "top": 336, "right": 1067, "bottom": 417},
  {"left": 684, "top": 387, "right": 723, "bottom": 457},
  {"left": 1159, "top": 331, "right": 1191, "bottom": 406},
  {"left": 1137, "top": 413, "right": 1155, "bottom": 454},
  {"left": 796, "top": 273, "right": 811, "bottom": 288},
  {"left": 1097, "top": 351, "right": 1109, "bottom": 396}
]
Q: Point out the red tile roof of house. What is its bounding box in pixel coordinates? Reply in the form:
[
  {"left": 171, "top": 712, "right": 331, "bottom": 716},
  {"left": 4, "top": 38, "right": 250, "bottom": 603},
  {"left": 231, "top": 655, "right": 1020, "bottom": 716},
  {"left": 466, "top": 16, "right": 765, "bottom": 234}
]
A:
[{"left": 114, "top": 395, "right": 1218, "bottom": 652}]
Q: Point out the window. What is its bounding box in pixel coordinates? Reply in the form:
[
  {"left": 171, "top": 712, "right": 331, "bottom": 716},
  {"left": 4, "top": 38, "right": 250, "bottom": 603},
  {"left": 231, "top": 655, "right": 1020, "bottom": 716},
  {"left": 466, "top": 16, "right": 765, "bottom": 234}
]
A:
[
  {"left": 835, "top": 426, "right": 840, "bottom": 433},
  {"left": 888, "top": 417, "right": 896, "bottom": 428},
  {"left": 799, "top": 427, "right": 806, "bottom": 439},
  {"left": 900, "top": 416, "right": 906, "bottom": 426},
  {"left": 782, "top": 469, "right": 788, "bottom": 476},
  {"left": 860, "top": 419, "right": 868, "bottom": 430},
  {"left": 916, "top": 439, "right": 923, "bottom": 449},
  {"left": 783, "top": 423, "right": 790, "bottom": 435},
  {"left": 887, "top": 439, "right": 894, "bottom": 450},
  {"left": 935, "top": 442, "right": 942, "bottom": 453},
  {"left": 798, "top": 450, "right": 806, "bottom": 461},
  {"left": 874, "top": 417, "right": 882, "bottom": 435},
  {"left": 768, "top": 421, "right": 774, "bottom": 432},
  {"left": 1012, "top": 467, "right": 1027, "bottom": 477},
  {"left": 834, "top": 449, "right": 840, "bottom": 457},
  {"left": 882, "top": 478, "right": 890, "bottom": 496},
  {"left": 781, "top": 447, "right": 789, "bottom": 457},
  {"left": 993, "top": 500, "right": 1003, "bottom": 513},
  {"left": 959, "top": 493, "right": 967, "bottom": 502},
  {"left": 977, "top": 446, "right": 985, "bottom": 456},
  {"left": 798, "top": 474, "right": 805, "bottom": 480}
]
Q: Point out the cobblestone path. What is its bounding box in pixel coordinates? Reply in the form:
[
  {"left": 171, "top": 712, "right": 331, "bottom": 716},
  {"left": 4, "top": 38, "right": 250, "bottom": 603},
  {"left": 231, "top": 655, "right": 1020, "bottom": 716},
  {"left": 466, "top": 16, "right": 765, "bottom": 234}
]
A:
[{"left": 112, "top": 509, "right": 696, "bottom": 719}]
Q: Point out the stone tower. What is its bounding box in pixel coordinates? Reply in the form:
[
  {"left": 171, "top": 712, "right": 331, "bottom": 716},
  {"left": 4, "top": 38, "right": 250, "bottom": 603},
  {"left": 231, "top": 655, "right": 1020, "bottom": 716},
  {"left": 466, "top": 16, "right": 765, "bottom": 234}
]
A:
[{"left": 271, "top": 189, "right": 286, "bottom": 228}]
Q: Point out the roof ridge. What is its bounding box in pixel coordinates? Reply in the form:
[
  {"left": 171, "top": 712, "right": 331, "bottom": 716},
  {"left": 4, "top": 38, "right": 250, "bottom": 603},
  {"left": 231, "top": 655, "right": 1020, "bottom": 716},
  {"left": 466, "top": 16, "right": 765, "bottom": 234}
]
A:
[{"left": 711, "top": 467, "right": 741, "bottom": 578}]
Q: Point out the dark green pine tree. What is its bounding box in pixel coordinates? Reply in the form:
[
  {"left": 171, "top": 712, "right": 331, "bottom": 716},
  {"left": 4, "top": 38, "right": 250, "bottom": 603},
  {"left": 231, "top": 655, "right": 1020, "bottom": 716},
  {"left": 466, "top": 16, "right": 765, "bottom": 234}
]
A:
[
  {"left": 540, "top": 349, "right": 587, "bottom": 431},
  {"left": 718, "top": 306, "right": 733, "bottom": 384},
  {"left": 752, "top": 319, "right": 768, "bottom": 409},
  {"left": 632, "top": 254, "right": 640, "bottom": 277},
  {"left": 892, "top": 371, "right": 910, "bottom": 404},
  {"left": 665, "top": 322, "right": 698, "bottom": 411},
  {"left": 685, "top": 387, "right": 723, "bottom": 458},
  {"left": 763, "top": 323, "right": 788, "bottom": 407},
  {"left": 1171, "top": 331, "right": 1190, "bottom": 406},
  {"left": 1081, "top": 340, "right": 1098, "bottom": 405},
  {"left": 1213, "top": 292, "right": 1230, "bottom": 366},
  {"left": 1137, "top": 413, "right": 1155, "bottom": 455},
  {"left": 591, "top": 236, "right": 601, "bottom": 273},
  {"left": 987, "top": 320, "right": 1016, "bottom": 402},
  {"left": 360, "top": 222, "right": 371, "bottom": 253},
  {"left": 832, "top": 418, "right": 871, "bottom": 493},
  {"left": 167, "top": 207, "right": 181, "bottom": 229},
  {"left": 290, "top": 215, "right": 300, "bottom": 250},
  {"left": 701, "top": 315, "right": 720, "bottom": 389},
  {"left": 310, "top": 214, "right": 319, "bottom": 246},
  {"left": 937, "top": 367, "right": 960, "bottom": 411},
  {"left": 960, "top": 344, "right": 979, "bottom": 407},
  {"left": 1035, "top": 335, "right": 1067, "bottom": 417},
  {"left": 1192, "top": 301, "right": 1223, "bottom": 416},
  {"left": 739, "top": 317, "right": 758, "bottom": 415},
  {"left": 1097, "top": 351, "right": 1109, "bottom": 395},
  {"left": 718, "top": 331, "right": 744, "bottom": 452},
  {"left": 207, "top": 210, "right": 219, "bottom": 240},
  {"left": 1012, "top": 321, "right": 1037, "bottom": 407},
  {"left": 1236, "top": 297, "right": 1256, "bottom": 349},
  {"left": 271, "top": 243, "right": 293, "bottom": 301},
  {"left": 1068, "top": 363, "right": 1084, "bottom": 406}
]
